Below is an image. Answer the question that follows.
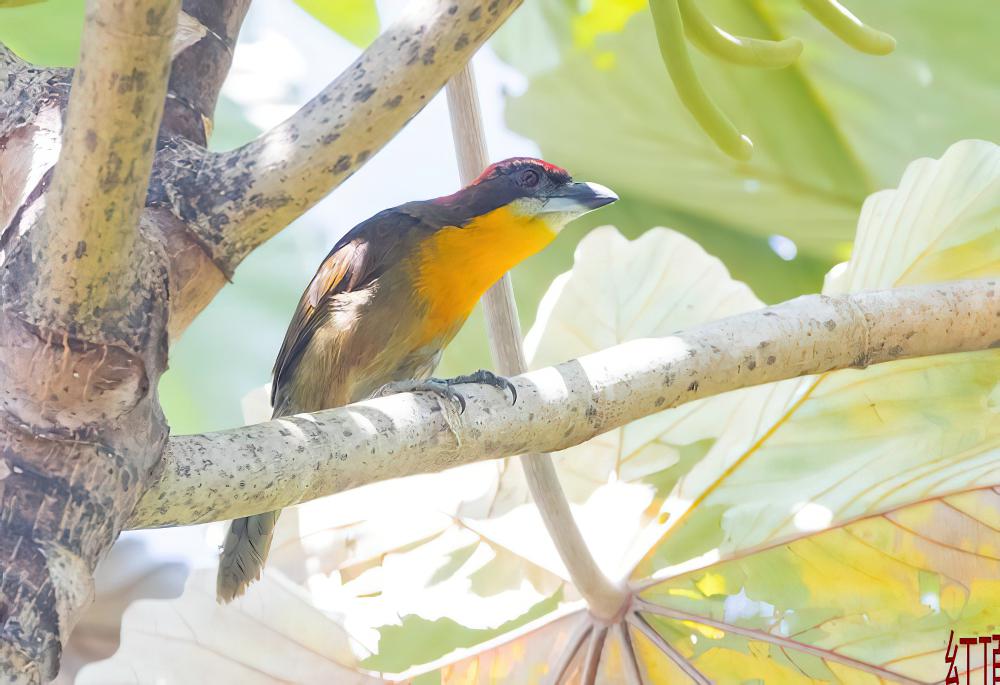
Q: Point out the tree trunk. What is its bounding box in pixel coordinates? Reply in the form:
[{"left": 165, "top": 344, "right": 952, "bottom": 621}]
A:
[{"left": 0, "top": 2, "right": 247, "bottom": 680}]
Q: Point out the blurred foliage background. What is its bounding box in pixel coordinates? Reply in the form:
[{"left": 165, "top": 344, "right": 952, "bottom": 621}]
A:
[{"left": 4, "top": 0, "right": 996, "bottom": 435}]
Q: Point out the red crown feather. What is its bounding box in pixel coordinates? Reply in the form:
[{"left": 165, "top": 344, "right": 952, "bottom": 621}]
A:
[{"left": 469, "top": 157, "right": 569, "bottom": 186}]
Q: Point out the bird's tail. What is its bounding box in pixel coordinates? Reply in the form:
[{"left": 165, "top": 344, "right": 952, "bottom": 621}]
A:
[{"left": 216, "top": 510, "right": 280, "bottom": 603}]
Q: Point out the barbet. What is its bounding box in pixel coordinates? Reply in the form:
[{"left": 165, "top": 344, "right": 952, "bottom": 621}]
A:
[{"left": 217, "top": 158, "right": 617, "bottom": 601}]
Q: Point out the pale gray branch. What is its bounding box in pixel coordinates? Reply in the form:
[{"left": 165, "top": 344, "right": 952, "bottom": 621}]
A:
[
  {"left": 25, "top": 0, "right": 180, "bottom": 323},
  {"left": 155, "top": 0, "right": 523, "bottom": 276},
  {"left": 129, "top": 279, "right": 1000, "bottom": 529}
]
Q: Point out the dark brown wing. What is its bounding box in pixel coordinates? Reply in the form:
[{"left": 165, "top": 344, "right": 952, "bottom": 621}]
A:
[{"left": 270, "top": 207, "right": 430, "bottom": 414}]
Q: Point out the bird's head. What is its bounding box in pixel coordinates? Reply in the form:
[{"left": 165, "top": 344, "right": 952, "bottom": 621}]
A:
[
  {"left": 412, "top": 159, "right": 617, "bottom": 326},
  {"left": 434, "top": 157, "right": 618, "bottom": 235}
]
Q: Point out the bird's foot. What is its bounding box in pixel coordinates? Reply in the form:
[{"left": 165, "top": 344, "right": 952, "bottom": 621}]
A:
[
  {"left": 374, "top": 370, "right": 516, "bottom": 414},
  {"left": 375, "top": 378, "right": 469, "bottom": 412},
  {"left": 444, "top": 369, "right": 517, "bottom": 406}
]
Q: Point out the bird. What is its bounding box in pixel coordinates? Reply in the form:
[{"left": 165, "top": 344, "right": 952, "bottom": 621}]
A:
[{"left": 216, "top": 157, "right": 617, "bottom": 602}]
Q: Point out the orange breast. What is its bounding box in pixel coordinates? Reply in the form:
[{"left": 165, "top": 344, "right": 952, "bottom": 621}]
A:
[{"left": 411, "top": 206, "right": 557, "bottom": 343}]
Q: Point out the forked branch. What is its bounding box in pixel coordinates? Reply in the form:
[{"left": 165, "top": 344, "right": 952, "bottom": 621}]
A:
[{"left": 155, "top": 0, "right": 523, "bottom": 277}]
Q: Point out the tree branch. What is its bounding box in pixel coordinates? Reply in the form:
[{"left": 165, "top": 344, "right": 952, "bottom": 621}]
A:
[
  {"left": 0, "top": 3, "right": 251, "bottom": 344},
  {"left": 22, "top": 0, "right": 180, "bottom": 325},
  {"left": 129, "top": 278, "right": 1000, "bottom": 529},
  {"left": 153, "top": 0, "right": 523, "bottom": 277},
  {"left": 161, "top": 0, "right": 251, "bottom": 144}
]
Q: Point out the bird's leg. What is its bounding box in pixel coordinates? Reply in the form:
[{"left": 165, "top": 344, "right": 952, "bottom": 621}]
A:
[
  {"left": 374, "top": 378, "right": 469, "bottom": 412},
  {"left": 373, "top": 369, "right": 517, "bottom": 414}
]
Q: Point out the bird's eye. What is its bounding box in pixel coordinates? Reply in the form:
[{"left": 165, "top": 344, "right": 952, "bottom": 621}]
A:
[{"left": 518, "top": 169, "right": 540, "bottom": 187}]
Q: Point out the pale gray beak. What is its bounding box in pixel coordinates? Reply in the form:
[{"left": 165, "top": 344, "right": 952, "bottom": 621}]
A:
[{"left": 543, "top": 182, "right": 618, "bottom": 214}]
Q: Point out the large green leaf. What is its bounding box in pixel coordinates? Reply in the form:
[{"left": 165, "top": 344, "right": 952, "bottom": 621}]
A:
[
  {"left": 636, "top": 486, "right": 1000, "bottom": 682},
  {"left": 440, "top": 0, "right": 999, "bottom": 374},
  {"left": 637, "top": 139, "right": 1000, "bottom": 577},
  {"left": 623, "top": 139, "right": 1000, "bottom": 681},
  {"left": 495, "top": 0, "right": 1000, "bottom": 264},
  {"left": 428, "top": 487, "right": 1000, "bottom": 682},
  {"left": 88, "top": 139, "right": 999, "bottom": 682}
]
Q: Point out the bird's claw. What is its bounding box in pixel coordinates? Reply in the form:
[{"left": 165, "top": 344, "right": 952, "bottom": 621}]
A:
[
  {"left": 443, "top": 369, "right": 517, "bottom": 406},
  {"left": 373, "top": 370, "right": 516, "bottom": 415}
]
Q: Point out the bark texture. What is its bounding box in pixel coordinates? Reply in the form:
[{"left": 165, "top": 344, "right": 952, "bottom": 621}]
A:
[
  {"left": 129, "top": 279, "right": 1000, "bottom": 529},
  {"left": 0, "top": 2, "right": 180, "bottom": 681}
]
